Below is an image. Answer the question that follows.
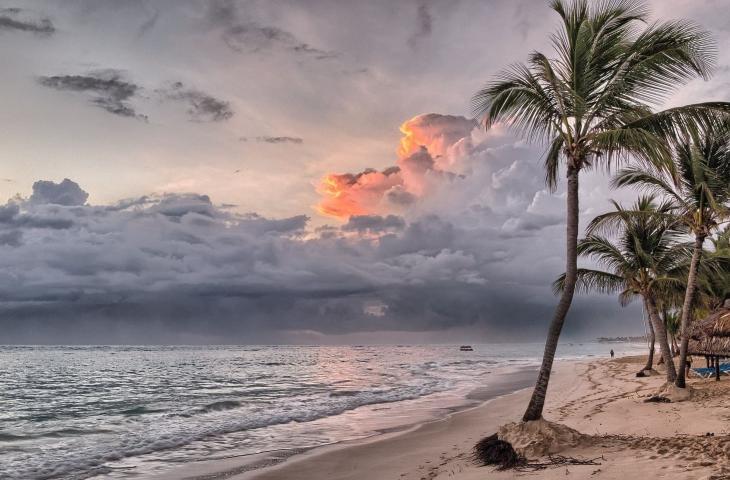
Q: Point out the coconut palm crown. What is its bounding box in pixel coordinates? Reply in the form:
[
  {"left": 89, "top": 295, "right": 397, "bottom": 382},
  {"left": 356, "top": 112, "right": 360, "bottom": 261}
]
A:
[
  {"left": 613, "top": 124, "right": 730, "bottom": 387},
  {"left": 472, "top": 0, "right": 729, "bottom": 421},
  {"left": 555, "top": 195, "right": 687, "bottom": 381}
]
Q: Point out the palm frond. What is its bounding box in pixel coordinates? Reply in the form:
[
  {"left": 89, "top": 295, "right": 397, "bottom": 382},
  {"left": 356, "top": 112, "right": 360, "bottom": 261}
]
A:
[{"left": 553, "top": 268, "right": 626, "bottom": 295}]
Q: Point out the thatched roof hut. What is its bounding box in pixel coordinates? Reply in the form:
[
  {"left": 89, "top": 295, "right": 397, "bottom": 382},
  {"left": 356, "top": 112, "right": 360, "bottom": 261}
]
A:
[{"left": 689, "top": 300, "right": 730, "bottom": 358}]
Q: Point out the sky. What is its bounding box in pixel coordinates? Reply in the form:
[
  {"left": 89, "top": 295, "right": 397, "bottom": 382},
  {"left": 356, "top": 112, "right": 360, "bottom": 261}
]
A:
[{"left": 1, "top": 0, "right": 729, "bottom": 344}]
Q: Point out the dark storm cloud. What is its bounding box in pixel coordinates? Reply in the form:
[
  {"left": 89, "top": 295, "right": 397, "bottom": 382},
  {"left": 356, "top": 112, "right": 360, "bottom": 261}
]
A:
[
  {"left": 158, "top": 82, "right": 233, "bottom": 122},
  {"left": 0, "top": 7, "right": 55, "bottom": 35},
  {"left": 0, "top": 201, "right": 75, "bottom": 230},
  {"left": 30, "top": 178, "right": 89, "bottom": 206},
  {"left": 240, "top": 136, "right": 303, "bottom": 144},
  {"left": 343, "top": 214, "right": 406, "bottom": 233},
  {"left": 386, "top": 186, "right": 416, "bottom": 206},
  {"left": 239, "top": 213, "right": 309, "bottom": 234},
  {"left": 148, "top": 193, "right": 214, "bottom": 217},
  {"left": 0, "top": 174, "right": 644, "bottom": 344},
  {"left": 0, "top": 230, "right": 22, "bottom": 247},
  {"left": 37, "top": 70, "right": 145, "bottom": 119},
  {"left": 1, "top": 0, "right": 683, "bottom": 343},
  {"left": 0, "top": 203, "right": 19, "bottom": 222}
]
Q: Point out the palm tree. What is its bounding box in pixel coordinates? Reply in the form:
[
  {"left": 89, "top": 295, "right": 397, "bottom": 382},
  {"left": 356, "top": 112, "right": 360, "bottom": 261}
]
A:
[
  {"left": 664, "top": 310, "right": 680, "bottom": 356},
  {"left": 614, "top": 125, "right": 730, "bottom": 388},
  {"left": 555, "top": 196, "right": 685, "bottom": 382},
  {"left": 472, "top": 0, "right": 726, "bottom": 421},
  {"left": 698, "top": 226, "right": 730, "bottom": 311},
  {"left": 643, "top": 311, "right": 656, "bottom": 371}
]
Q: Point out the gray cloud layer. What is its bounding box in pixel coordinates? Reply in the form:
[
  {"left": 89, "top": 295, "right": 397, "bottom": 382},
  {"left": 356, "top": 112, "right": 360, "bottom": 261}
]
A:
[
  {"left": 157, "top": 82, "right": 234, "bottom": 122},
  {"left": 38, "top": 73, "right": 234, "bottom": 122},
  {"left": 0, "top": 7, "right": 54, "bottom": 35},
  {"left": 0, "top": 132, "right": 642, "bottom": 344},
  {"left": 4, "top": 0, "right": 719, "bottom": 343},
  {"left": 208, "top": 0, "right": 337, "bottom": 60},
  {"left": 38, "top": 71, "right": 143, "bottom": 119}
]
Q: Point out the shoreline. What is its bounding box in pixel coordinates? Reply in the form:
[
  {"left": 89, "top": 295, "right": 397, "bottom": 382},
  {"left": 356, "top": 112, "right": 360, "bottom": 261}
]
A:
[
  {"left": 148, "top": 364, "right": 543, "bottom": 480},
  {"left": 235, "top": 365, "right": 554, "bottom": 480},
  {"left": 189, "top": 354, "right": 730, "bottom": 480}
]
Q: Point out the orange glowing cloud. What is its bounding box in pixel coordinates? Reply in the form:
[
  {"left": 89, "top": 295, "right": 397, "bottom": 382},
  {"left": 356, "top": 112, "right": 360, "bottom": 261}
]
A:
[
  {"left": 398, "top": 114, "right": 476, "bottom": 164},
  {"left": 316, "top": 168, "right": 402, "bottom": 218},
  {"left": 316, "top": 114, "right": 477, "bottom": 220}
]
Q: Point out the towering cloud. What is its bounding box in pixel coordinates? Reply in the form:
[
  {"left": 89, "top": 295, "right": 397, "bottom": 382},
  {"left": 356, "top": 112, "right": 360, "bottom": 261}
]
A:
[
  {"left": 316, "top": 113, "right": 477, "bottom": 219},
  {"left": 317, "top": 167, "right": 403, "bottom": 218}
]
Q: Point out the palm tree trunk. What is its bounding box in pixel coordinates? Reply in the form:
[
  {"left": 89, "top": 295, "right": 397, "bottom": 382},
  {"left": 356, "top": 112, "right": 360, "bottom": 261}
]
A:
[
  {"left": 645, "top": 294, "right": 676, "bottom": 382},
  {"left": 675, "top": 234, "right": 705, "bottom": 388},
  {"left": 522, "top": 165, "right": 579, "bottom": 422},
  {"left": 642, "top": 313, "right": 655, "bottom": 371}
]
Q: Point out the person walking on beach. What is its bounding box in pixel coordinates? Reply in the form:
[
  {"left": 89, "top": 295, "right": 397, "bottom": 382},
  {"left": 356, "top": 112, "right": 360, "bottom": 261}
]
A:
[{"left": 610, "top": 349, "right": 614, "bottom": 359}]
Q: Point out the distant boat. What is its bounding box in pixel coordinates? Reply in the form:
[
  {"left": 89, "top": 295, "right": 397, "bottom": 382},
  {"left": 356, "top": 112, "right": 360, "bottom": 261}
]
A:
[{"left": 459, "top": 345, "right": 474, "bottom": 351}]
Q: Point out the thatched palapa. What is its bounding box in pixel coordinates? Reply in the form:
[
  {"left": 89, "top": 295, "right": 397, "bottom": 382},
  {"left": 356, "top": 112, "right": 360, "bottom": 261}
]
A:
[{"left": 688, "top": 301, "right": 730, "bottom": 358}]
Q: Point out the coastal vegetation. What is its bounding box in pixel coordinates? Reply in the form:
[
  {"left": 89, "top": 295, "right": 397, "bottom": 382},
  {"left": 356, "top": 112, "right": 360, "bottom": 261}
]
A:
[
  {"left": 596, "top": 336, "right": 650, "bottom": 343},
  {"left": 554, "top": 196, "right": 686, "bottom": 382},
  {"left": 472, "top": 0, "right": 730, "bottom": 422}
]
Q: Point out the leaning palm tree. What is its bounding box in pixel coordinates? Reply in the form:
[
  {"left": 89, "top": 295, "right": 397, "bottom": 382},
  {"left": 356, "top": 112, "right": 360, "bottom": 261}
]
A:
[
  {"left": 614, "top": 124, "right": 730, "bottom": 388},
  {"left": 555, "top": 196, "right": 685, "bottom": 382},
  {"left": 472, "top": 0, "right": 727, "bottom": 421}
]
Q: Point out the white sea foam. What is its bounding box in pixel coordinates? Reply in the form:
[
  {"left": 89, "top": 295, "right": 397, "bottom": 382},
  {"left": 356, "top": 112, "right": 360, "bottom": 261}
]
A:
[{"left": 0, "top": 343, "right": 645, "bottom": 479}]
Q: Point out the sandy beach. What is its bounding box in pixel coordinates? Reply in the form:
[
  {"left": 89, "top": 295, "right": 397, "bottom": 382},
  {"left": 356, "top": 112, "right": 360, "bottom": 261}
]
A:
[{"left": 229, "top": 356, "right": 730, "bottom": 480}]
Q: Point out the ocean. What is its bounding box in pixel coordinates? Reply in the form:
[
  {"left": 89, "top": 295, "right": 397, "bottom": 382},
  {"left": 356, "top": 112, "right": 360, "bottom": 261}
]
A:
[{"left": 0, "top": 343, "right": 645, "bottom": 479}]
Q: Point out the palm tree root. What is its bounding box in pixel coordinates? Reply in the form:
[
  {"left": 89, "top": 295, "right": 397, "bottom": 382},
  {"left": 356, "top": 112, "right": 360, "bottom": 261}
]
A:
[{"left": 473, "top": 434, "right": 603, "bottom": 471}]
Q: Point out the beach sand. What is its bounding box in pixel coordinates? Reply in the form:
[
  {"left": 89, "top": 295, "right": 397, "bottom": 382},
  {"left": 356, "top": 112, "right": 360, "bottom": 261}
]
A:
[{"left": 233, "top": 356, "right": 730, "bottom": 480}]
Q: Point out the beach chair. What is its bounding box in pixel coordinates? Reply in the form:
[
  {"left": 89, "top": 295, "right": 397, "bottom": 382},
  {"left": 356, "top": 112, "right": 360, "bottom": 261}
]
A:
[{"left": 692, "top": 367, "right": 715, "bottom": 378}]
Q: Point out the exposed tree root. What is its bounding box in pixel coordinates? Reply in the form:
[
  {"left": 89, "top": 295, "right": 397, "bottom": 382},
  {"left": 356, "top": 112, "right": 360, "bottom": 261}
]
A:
[
  {"left": 473, "top": 433, "right": 525, "bottom": 470},
  {"left": 515, "top": 454, "right": 604, "bottom": 471},
  {"left": 473, "top": 433, "right": 603, "bottom": 472}
]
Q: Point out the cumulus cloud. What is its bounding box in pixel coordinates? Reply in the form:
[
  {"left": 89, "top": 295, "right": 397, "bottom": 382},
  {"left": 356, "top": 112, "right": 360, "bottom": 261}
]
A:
[
  {"left": 29, "top": 178, "right": 89, "bottom": 206},
  {"left": 0, "top": 169, "right": 642, "bottom": 343},
  {"left": 0, "top": 7, "right": 54, "bottom": 35},
  {"left": 313, "top": 112, "right": 569, "bottom": 248},
  {"left": 0, "top": 99, "right": 633, "bottom": 343},
  {"left": 316, "top": 113, "right": 478, "bottom": 218},
  {"left": 157, "top": 81, "right": 233, "bottom": 122},
  {"left": 342, "top": 214, "right": 406, "bottom": 233},
  {"left": 317, "top": 167, "right": 403, "bottom": 218},
  {"left": 38, "top": 70, "right": 145, "bottom": 119}
]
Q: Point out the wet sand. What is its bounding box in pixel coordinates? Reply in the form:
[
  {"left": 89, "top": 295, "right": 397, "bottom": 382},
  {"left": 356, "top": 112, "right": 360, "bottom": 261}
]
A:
[{"left": 236, "top": 356, "right": 730, "bottom": 480}]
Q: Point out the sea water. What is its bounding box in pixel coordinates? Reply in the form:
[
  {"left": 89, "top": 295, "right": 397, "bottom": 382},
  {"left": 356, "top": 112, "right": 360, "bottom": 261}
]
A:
[{"left": 0, "top": 342, "right": 645, "bottom": 479}]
